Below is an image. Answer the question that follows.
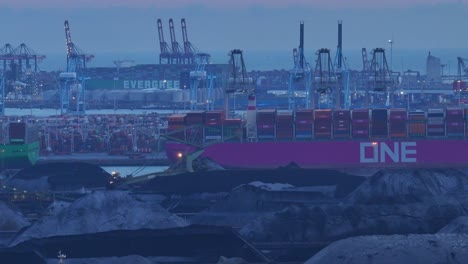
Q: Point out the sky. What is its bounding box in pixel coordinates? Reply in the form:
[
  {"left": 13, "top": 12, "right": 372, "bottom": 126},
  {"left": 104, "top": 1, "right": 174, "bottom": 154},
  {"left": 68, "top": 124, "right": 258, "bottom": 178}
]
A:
[{"left": 0, "top": 0, "right": 468, "bottom": 70}]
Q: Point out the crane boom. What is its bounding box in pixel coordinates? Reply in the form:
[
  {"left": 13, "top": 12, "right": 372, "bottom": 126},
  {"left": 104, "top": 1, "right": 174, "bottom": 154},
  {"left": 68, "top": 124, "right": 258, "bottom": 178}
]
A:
[
  {"left": 169, "top": 18, "right": 183, "bottom": 63},
  {"left": 181, "top": 18, "right": 189, "bottom": 53},
  {"left": 64, "top": 21, "right": 74, "bottom": 57},
  {"left": 299, "top": 22, "right": 304, "bottom": 68},
  {"left": 169, "top": 19, "right": 176, "bottom": 45},
  {"left": 157, "top": 19, "right": 171, "bottom": 64},
  {"left": 169, "top": 19, "right": 181, "bottom": 54},
  {"left": 181, "top": 18, "right": 197, "bottom": 64},
  {"left": 362, "top": 48, "right": 369, "bottom": 72},
  {"left": 157, "top": 19, "right": 167, "bottom": 54},
  {"left": 457, "top": 57, "right": 468, "bottom": 79},
  {"left": 337, "top": 21, "right": 343, "bottom": 69}
]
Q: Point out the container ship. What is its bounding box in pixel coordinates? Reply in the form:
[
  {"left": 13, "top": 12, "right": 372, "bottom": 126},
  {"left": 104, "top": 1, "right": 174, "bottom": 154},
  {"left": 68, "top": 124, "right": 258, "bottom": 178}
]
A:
[
  {"left": 165, "top": 96, "right": 468, "bottom": 170},
  {"left": 0, "top": 121, "right": 39, "bottom": 169}
]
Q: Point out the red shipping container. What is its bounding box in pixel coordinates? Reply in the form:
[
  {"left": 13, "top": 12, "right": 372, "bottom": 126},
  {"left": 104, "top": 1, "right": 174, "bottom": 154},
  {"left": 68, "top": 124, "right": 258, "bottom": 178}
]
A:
[
  {"left": 205, "top": 110, "right": 226, "bottom": 126},
  {"left": 390, "top": 109, "right": 407, "bottom": 120},
  {"left": 315, "top": 110, "right": 332, "bottom": 120},
  {"left": 185, "top": 111, "right": 205, "bottom": 125}
]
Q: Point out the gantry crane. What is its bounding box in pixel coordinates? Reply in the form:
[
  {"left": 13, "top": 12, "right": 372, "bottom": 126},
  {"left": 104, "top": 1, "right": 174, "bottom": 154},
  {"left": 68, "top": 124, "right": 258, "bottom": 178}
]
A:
[
  {"left": 206, "top": 75, "right": 216, "bottom": 111},
  {"left": 455, "top": 57, "right": 468, "bottom": 105},
  {"left": 226, "top": 49, "right": 253, "bottom": 117},
  {"left": 13, "top": 43, "right": 46, "bottom": 73},
  {"left": 158, "top": 18, "right": 208, "bottom": 65},
  {"left": 157, "top": 19, "right": 171, "bottom": 64},
  {"left": 181, "top": 18, "right": 197, "bottom": 64},
  {"left": 169, "top": 18, "right": 184, "bottom": 64},
  {"left": 362, "top": 48, "right": 370, "bottom": 72},
  {"left": 333, "top": 21, "right": 350, "bottom": 109},
  {"left": 189, "top": 53, "right": 210, "bottom": 110},
  {"left": 369, "top": 48, "right": 393, "bottom": 107},
  {"left": 60, "top": 20, "right": 94, "bottom": 115},
  {"left": 314, "top": 48, "right": 338, "bottom": 108},
  {"left": 0, "top": 73, "right": 4, "bottom": 116},
  {"left": 288, "top": 21, "right": 312, "bottom": 110},
  {"left": 64, "top": 20, "right": 94, "bottom": 72},
  {"left": 0, "top": 43, "right": 45, "bottom": 99},
  {"left": 457, "top": 57, "right": 468, "bottom": 82}
]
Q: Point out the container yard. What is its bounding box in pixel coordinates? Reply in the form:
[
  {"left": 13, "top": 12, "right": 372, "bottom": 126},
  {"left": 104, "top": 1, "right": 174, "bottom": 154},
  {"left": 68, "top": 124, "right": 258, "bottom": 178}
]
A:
[{"left": 2, "top": 113, "right": 166, "bottom": 157}]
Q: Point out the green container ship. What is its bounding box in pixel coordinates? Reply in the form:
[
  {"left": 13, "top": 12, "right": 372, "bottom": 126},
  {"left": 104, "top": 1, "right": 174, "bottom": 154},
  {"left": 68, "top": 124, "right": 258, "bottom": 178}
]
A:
[{"left": 0, "top": 122, "right": 40, "bottom": 169}]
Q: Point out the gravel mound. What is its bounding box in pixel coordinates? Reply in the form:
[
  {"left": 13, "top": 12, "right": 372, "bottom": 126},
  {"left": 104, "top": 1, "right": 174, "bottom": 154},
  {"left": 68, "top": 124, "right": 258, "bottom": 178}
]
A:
[
  {"left": 11, "top": 191, "right": 188, "bottom": 246},
  {"left": 438, "top": 216, "right": 468, "bottom": 234},
  {"left": 306, "top": 234, "right": 468, "bottom": 264},
  {"left": 347, "top": 169, "right": 468, "bottom": 204}
]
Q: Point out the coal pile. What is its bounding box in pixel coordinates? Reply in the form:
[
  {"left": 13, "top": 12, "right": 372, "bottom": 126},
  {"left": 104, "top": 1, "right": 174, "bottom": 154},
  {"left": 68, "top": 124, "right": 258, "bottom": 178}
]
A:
[
  {"left": 0, "top": 202, "right": 29, "bottom": 232},
  {"left": 0, "top": 202, "right": 29, "bottom": 246},
  {"left": 9, "top": 226, "right": 269, "bottom": 263},
  {"left": 204, "top": 168, "right": 468, "bottom": 262},
  {"left": 8, "top": 162, "right": 112, "bottom": 191},
  {"left": 192, "top": 182, "right": 333, "bottom": 227},
  {"left": 134, "top": 167, "right": 365, "bottom": 198},
  {"left": 46, "top": 255, "right": 154, "bottom": 264}
]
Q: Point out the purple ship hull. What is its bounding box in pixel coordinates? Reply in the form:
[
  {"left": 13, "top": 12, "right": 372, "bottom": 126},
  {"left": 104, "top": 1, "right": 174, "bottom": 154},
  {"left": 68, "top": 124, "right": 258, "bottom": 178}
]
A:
[{"left": 166, "top": 140, "right": 468, "bottom": 169}]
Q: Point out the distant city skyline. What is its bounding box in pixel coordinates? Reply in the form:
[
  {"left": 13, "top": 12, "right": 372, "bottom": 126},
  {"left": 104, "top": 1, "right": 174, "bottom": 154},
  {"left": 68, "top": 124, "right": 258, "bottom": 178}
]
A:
[{"left": 1, "top": 0, "right": 468, "bottom": 72}]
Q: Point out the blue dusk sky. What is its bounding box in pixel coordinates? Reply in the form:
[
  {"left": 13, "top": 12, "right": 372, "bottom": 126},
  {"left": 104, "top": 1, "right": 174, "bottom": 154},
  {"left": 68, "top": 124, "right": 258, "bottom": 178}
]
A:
[{"left": 0, "top": 0, "right": 467, "bottom": 71}]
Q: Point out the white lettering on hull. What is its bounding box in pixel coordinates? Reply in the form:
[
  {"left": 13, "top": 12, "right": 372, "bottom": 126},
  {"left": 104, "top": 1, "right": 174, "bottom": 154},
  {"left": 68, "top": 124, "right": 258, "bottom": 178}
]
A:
[
  {"left": 121, "top": 80, "right": 180, "bottom": 89},
  {"left": 360, "top": 142, "right": 417, "bottom": 163}
]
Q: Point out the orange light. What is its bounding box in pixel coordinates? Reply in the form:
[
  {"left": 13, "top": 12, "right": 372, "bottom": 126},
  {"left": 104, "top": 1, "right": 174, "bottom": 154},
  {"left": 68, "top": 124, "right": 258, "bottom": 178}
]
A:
[{"left": 177, "top": 152, "right": 183, "bottom": 159}]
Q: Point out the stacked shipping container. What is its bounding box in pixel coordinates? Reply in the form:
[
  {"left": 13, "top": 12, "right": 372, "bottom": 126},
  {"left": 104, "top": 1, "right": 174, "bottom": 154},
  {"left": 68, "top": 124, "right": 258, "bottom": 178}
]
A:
[
  {"left": 314, "top": 110, "right": 332, "bottom": 139},
  {"left": 295, "top": 109, "right": 314, "bottom": 139},
  {"left": 333, "top": 110, "right": 351, "bottom": 138},
  {"left": 257, "top": 109, "right": 277, "bottom": 139},
  {"left": 427, "top": 109, "right": 445, "bottom": 137},
  {"left": 371, "top": 109, "right": 388, "bottom": 138},
  {"left": 167, "top": 114, "right": 186, "bottom": 141},
  {"left": 352, "top": 109, "right": 369, "bottom": 138},
  {"left": 389, "top": 109, "right": 407, "bottom": 138},
  {"left": 223, "top": 119, "right": 243, "bottom": 141},
  {"left": 204, "top": 110, "right": 225, "bottom": 141},
  {"left": 276, "top": 111, "right": 294, "bottom": 140},
  {"left": 185, "top": 111, "right": 205, "bottom": 144},
  {"left": 167, "top": 108, "right": 468, "bottom": 144},
  {"left": 446, "top": 108, "right": 464, "bottom": 137},
  {"left": 9, "top": 122, "right": 26, "bottom": 144},
  {"left": 408, "top": 111, "right": 426, "bottom": 137}
]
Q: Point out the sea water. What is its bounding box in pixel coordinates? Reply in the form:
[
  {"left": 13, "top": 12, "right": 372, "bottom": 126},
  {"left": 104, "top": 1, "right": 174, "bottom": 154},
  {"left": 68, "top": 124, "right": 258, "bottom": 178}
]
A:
[{"left": 101, "top": 166, "right": 169, "bottom": 177}]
